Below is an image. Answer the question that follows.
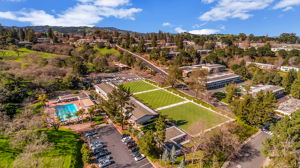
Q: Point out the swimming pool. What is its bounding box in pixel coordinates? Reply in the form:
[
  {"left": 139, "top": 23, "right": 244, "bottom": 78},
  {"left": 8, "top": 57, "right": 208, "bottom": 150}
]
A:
[{"left": 55, "top": 104, "right": 78, "bottom": 121}]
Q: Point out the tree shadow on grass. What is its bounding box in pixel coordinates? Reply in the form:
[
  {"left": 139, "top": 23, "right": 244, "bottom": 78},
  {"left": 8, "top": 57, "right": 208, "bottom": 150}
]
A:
[{"left": 172, "top": 120, "right": 188, "bottom": 127}]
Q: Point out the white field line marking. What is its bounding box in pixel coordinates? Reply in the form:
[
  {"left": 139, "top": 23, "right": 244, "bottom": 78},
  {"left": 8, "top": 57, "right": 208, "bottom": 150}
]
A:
[
  {"left": 133, "top": 88, "right": 163, "bottom": 95},
  {"left": 143, "top": 80, "right": 233, "bottom": 120},
  {"left": 155, "top": 100, "right": 190, "bottom": 111},
  {"left": 192, "top": 119, "right": 235, "bottom": 137}
]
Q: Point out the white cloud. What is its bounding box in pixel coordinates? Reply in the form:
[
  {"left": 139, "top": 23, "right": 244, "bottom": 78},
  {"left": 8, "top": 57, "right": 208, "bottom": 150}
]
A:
[
  {"left": 78, "top": 0, "right": 130, "bottom": 7},
  {"left": 175, "top": 27, "right": 187, "bottom": 33},
  {"left": 202, "top": 0, "right": 216, "bottom": 3},
  {"left": 274, "top": 0, "right": 300, "bottom": 11},
  {"left": 162, "top": 22, "right": 171, "bottom": 27},
  {"left": 192, "top": 22, "right": 207, "bottom": 29},
  {"left": 199, "top": 0, "right": 274, "bottom": 21},
  {"left": 189, "top": 29, "right": 219, "bottom": 35},
  {"left": 0, "top": 0, "right": 141, "bottom": 26}
]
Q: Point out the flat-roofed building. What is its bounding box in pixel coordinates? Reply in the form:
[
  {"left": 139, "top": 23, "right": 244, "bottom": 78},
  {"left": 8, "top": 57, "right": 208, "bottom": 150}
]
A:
[
  {"left": 280, "top": 66, "right": 299, "bottom": 72},
  {"left": 163, "top": 126, "right": 187, "bottom": 156},
  {"left": 94, "top": 83, "right": 116, "bottom": 100},
  {"left": 247, "top": 85, "right": 285, "bottom": 98},
  {"left": 181, "top": 64, "right": 226, "bottom": 78},
  {"left": 206, "top": 73, "right": 242, "bottom": 89},
  {"left": 246, "top": 62, "right": 277, "bottom": 70},
  {"left": 197, "top": 50, "right": 212, "bottom": 54},
  {"left": 115, "top": 63, "right": 130, "bottom": 71},
  {"left": 129, "top": 97, "right": 158, "bottom": 124},
  {"left": 276, "top": 98, "right": 300, "bottom": 116},
  {"left": 202, "top": 64, "right": 226, "bottom": 74}
]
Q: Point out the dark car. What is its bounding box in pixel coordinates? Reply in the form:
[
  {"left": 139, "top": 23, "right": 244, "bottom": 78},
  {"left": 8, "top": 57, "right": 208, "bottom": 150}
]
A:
[
  {"left": 130, "top": 146, "right": 139, "bottom": 153},
  {"left": 93, "top": 148, "right": 108, "bottom": 155},
  {"left": 121, "top": 134, "right": 130, "bottom": 139},
  {"left": 84, "top": 131, "right": 97, "bottom": 137},
  {"left": 127, "top": 142, "right": 136, "bottom": 148},
  {"left": 96, "top": 151, "right": 111, "bottom": 158},
  {"left": 99, "top": 160, "right": 114, "bottom": 167}
]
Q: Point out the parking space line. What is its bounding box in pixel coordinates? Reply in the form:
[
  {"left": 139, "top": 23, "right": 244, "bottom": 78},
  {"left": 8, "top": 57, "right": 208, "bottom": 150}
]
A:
[{"left": 139, "top": 162, "right": 151, "bottom": 168}]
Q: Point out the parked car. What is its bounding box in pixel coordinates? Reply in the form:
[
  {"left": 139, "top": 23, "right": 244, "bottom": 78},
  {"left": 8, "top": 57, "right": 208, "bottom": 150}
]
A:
[
  {"left": 130, "top": 146, "right": 139, "bottom": 153},
  {"left": 93, "top": 148, "right": 108, "bottom": 155},
  {"left": 97, "top": 155, "right": 112, "bottom": 163},
  {"left": 121, "top": 134, "right": 130, "bottom": 139},
  {"left": 96, "top": 151, "right": 111, "bottom": 158},
  {"left": 99, "top": 160, "right": 114, "bottom": 168},
  {"left": 89, "top": 141, "right": 105, "bottom": 148},
  {"left": 122, "top": 137, "right": 133, "bottom": 143},
  {"left": 84, "top": 131, "right": 96, "bottom": 137},
  {"left": 127, "top": 142, "right": 136, "bottom": 148},
  {"left": 91, "top": 144, "right": 106, "bottom": 150},
  {"left": 131, "top": 151, "right": 140, "bottom": 157},
  {"left": 134, "top": 154, "right": 145, "bottom": 161}
]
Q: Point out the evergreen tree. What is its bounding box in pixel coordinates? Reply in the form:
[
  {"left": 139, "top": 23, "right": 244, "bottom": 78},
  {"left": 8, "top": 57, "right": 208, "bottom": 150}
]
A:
[
  {"left": 282, "top": 70, "right": 297, "bottom": 93},
  {"left": 155, "top": 115, "right": 166, "bottom": 149},
  {"left": 138, "top": 131, "right": 156, "bottom": 156},
  {"left": 162, "top": 148, "right": 170, "bottom": 165},
  {"left": 290, "top": 71, "right": 300, "bottom": 99},
  {"left": 170, "top": 145, "right": 177, "bottom": 164}
]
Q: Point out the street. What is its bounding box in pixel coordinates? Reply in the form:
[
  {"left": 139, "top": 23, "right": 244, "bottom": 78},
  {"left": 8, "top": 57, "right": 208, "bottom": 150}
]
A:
[{"left": 227, "top": 131, "right": 271, "bottom": 168}]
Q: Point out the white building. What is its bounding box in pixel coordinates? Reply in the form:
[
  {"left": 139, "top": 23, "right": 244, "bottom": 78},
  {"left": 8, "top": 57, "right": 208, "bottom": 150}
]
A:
[
  {"left": 206, "top": 73, "right": 242, "bottom": 89},
  {"left": 248, "top": 85, "right": 285, "bottom": 99},
  {"left": 246, "top": 62, "right": 277, "bottom": 70},
  {"left": 280, "top": 66, "right": 300, "bottom": 72}
]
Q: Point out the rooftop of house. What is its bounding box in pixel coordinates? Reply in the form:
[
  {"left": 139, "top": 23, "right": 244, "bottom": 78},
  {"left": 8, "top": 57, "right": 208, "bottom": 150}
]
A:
[
  {"left": 129, "top": 97, "right": 157, "bottom": 121},
  {"left": 276, "top": 98, "right": 300, "bottom": 115},
  {"left": 81, "top": 99, "right": 95, "bottom": 107},
  {"left": 202, "top": 64, "right": 226, "bottom": 69},
  {"left": 95, "top": 83, "right": 116, "bottom": 95},
  {"left": 206, "top": 73, "right": 240, "bottom": 83},
  {"left": 165, "top": 126, "right": 187, "bottom": 143},
  {"left": 58, "top": 92, "right": 89, "bottom": 101},
  {"left": 249, "top": 85, "right": 284, "bottom": 94}
]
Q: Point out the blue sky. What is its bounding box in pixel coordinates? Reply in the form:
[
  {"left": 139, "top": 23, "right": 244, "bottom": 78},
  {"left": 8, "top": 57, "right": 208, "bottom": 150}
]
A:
[{"left": 0, "top": 0, "right": 300, "bottom": 36}]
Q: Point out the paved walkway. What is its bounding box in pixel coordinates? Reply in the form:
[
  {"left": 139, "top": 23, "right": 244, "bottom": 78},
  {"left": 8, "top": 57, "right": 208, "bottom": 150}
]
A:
[
  {"left": 155, "top": 100, "right": 190, "bottom": 111},
  {"left": 133, "top": 88, "right": 162, "bottom": 95}
]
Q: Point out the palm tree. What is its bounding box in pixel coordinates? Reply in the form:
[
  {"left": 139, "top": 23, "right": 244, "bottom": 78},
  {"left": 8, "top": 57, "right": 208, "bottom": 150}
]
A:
[
  {"left": 75, "top": 109, "right": 85, "bottom": 122},
  {"left": 66, "top": 113, "right": 72, "bottom": 121},
  {"left": 88, "top": 107, "right": 96, "bottom": 121}
]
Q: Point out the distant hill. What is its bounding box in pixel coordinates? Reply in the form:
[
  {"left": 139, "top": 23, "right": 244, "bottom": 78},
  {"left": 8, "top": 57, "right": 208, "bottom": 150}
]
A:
[{"left": 4, "top": 25, "right": 135, "bottom": 34}]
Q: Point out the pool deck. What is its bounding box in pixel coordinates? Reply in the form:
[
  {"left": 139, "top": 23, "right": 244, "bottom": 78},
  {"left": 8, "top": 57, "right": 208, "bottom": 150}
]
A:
[{"left": 46, "top": 99, "right": 88, "bottom": 123}]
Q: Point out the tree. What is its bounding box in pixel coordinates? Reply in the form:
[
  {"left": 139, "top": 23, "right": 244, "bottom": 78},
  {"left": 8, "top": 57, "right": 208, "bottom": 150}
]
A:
[
  {"left": 170, "top": 145, "right": 176, "bottom": 164},
  {"left": 66, "top": 113, "right": 72, "bottom": 121},
  {"left": 87, "top": 107, "right": 96, "bottom": 121},
  {"left": 179, "top": 159, "right": 185, "bottom": 168},
  {"left": 37, "top": 94, "right": 48, "bottom": 107},
  {"left": 167, "top": 65, "right": 182, "bottom": 87},
  {"left": 81, "top": 143, "right": 90, "bottom": 164},
  {"left": 262, "top": 110, "right": 300, "bottom": 168},
  {"left": 155, "top": 115, "right": 166, "bottom": 149},
  {"left": 282, "top": 70, "right": 297, "bottom": 93},
  {"left": 188, "top": 69, "right": 208, "bottom": 98},
  {"left": 290, "top": 71, "right": 300, "bottom": 99},
  {"left": 47, "top": 28, "right": 54, "bottom": 39},
  {"left": 102, "top": 85, "right": 134, "bottom": 129},
  {"left": 138, "top": 131, "right": 156, "bottom": 156},
  {"left": 225, "top": 84, "right": 239, "bottom": 104},
  {"left": 49, "top": 116, "right": 61, "bottom": 130},
  {"left": 162, "top": 148, "right": 170, "bottom": 165}
]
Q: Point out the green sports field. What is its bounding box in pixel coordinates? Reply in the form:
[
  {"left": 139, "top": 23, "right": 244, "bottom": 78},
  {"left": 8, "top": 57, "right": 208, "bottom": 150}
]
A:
[
  {"left": 135, "top": 89, "right": 185, "bottom": 109},
  {"left": 159, "top": 102, "right": 229, "bottom": 135},
  {"left": 122, "top": 80, "right": 158, "bottom": 93}
]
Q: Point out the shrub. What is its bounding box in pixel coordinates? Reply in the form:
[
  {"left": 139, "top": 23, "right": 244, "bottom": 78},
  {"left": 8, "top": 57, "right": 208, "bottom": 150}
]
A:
[{"left": 81, "top": 143, "right": 90, "bottom": 164}]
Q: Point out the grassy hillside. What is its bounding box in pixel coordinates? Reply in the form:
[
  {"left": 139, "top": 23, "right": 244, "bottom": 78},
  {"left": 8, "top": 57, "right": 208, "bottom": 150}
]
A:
[
  {"left": 0, "top": 48, "right": 59, "bottom": 62},
  {"left": 97, "top": 47, "right": 120, "bottom": 56},
  {"left": 0, "top": 129, "right": 83, "bottom": 168}
]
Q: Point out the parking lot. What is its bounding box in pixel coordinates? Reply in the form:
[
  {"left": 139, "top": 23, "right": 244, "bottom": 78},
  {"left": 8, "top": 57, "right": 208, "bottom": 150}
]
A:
[{"left": 89, "top": 124, "right": 153, "bottom": 168}]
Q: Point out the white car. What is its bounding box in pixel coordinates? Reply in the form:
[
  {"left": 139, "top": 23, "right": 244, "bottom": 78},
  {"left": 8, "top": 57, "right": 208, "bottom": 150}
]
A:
[{"left": 134, "top": 154, "right": 145, "bottom": 161}]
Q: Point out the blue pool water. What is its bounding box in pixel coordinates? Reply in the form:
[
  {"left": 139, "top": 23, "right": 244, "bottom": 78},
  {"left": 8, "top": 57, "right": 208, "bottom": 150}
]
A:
[{"left": 55, "top": 104, "right": 78, "bottom": 121}]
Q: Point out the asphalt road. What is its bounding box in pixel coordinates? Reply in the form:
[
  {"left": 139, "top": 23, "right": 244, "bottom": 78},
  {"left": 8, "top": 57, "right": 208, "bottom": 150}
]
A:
[
  {"left": 115, "top": 45, "right": 168, "bottom": 78},
  {"left": 227, "top": 131, "right": 271, "bottom": 168},
  {"left": 92, "top": 124, "right": 153, "bottom": 168}
]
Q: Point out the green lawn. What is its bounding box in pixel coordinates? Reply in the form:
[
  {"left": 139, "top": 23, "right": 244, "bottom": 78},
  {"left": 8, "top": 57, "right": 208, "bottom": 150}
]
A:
[
  {"left": 97, "top": 47, "right": 120, "bottom": 55},
  {"left": 122, "top": 80, "right": 158, "bottom": 93},
  {"left": 0, "top": 136, "right": 21, "bottom": 168},
  {"left": 0, "top": 129, "right": 83, "bottom": 168},
  {"left": 135, "top": 90, "right": 185, "bottom": 109},
  {"left": 0, "top": 48, "right": 59, "bottom": 62},
  {"left": 159, "top": 103, "right": 229, "bottom": 135}
]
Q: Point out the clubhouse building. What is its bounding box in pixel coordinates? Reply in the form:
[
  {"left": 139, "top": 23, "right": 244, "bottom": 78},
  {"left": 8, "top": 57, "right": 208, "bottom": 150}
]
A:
[
  {"left": 94, "top": 83, "right": 158, "bottom": 125},
  {"left": 206, "top": 73, "right": 242, "bottom": 90}
]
